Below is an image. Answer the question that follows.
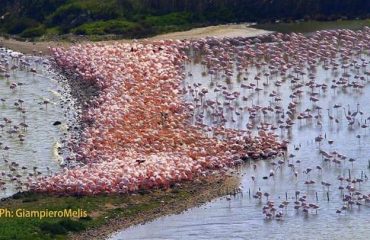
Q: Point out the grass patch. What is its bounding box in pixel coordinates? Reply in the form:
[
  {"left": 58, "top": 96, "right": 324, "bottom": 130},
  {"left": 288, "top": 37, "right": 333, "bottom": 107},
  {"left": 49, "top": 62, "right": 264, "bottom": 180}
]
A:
[
  {"left": 72, "top": 19, "right": 140, "bottom": 36},
  {"left": 0, "top": 177, "right": 219, "bottom": 240}
]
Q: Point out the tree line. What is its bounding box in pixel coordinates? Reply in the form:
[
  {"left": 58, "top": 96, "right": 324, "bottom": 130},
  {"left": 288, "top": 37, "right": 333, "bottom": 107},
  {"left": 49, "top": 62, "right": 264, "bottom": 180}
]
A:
[{"left": 0, "top": 0, "right": 369, "bottom": 38}]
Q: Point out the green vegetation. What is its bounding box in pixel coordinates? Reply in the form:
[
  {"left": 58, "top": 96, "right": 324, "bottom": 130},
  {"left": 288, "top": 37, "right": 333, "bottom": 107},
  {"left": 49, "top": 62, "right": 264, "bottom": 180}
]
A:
[
  {"left": 0, "top": 189, "right": 187, "bottom": 239},
  {"left": 72, "top": 19, "right": 141, "bottom": 36},
  {"left": 0, "top": 175, "right": 237, "bottom": 240},
  {"left": 20, "top": 26, "right": 47, "bottom": 38},
  {"left": 0, "top": 0, "right": 369, "bottom": 40}
]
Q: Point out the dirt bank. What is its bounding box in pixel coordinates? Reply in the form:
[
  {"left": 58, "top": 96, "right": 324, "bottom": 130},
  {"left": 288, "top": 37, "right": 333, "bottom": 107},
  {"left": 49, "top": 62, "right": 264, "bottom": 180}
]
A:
[
  {"left": 0, "top": 24, "right": 271, "bottom": 54},
  {"left": 151, "top": 24, "right": 271, "bottom": 40},
  {"left": 0, "top": 37, "right": 63, "bottom": 55},
  {"left": 70, "top": 174, "right": 240, "bottom": 240}
]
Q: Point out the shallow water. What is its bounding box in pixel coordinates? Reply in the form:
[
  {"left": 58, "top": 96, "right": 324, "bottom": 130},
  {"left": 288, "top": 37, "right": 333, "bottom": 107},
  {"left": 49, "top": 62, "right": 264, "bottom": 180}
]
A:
[
  {"left": 110, "top": 43, "right": 370, "bottom": 239},
  {"left": 0, "top": 48, "right": 66, "bottom": 198}
]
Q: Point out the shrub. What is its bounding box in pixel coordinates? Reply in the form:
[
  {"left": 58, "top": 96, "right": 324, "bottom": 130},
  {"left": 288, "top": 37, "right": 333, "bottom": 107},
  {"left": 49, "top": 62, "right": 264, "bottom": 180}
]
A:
[
  {"left": 39, "top": 222, "right": 67, "bottom": 235},
  {"left": 6, "top": 18, "right": 40, "bottom": 34},
  {"left": 20, "top": 26, "right": 46, "bottom": 38},
  {"left": 39, "top": 219, "right": 85, "bottom": 235},
  {"left": 73, "top": 19, "right": 140, "bottom": 36},
  {"left": 59, "top": 219, "right": 85, "bottom": 232}
]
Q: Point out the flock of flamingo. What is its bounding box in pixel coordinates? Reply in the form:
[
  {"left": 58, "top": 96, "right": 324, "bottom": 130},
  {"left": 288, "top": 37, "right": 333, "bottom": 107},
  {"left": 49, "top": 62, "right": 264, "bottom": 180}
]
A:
[
  {"left": 29, "top": 38, "right": 285, "bottom": 195},
  {"left": 2, "top": 27, "right": 370, "bottom": 221},
  {"left": 180, "top": 28, "right": 370, "bottom": 218},
  {"left": 33, "top": 27, "right": 369, "bottom": 199}
]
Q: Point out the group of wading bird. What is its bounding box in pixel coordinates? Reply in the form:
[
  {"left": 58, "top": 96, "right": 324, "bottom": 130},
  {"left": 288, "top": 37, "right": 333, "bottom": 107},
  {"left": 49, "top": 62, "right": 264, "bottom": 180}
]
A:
[
  {"left": 249, "top": 148, "right": 370, "bottom": 220},
  {"left": 1, "top": 28, "right": 370, "bottom": 220},
  {"left": 29, "top": 28, "right": 370, "bottom": 195},
  {"left": 180, "top": 28, "right": 370, "bottom": 219},
  {"left": 0, "top": 48, "right": 54, "bottom": 194}
]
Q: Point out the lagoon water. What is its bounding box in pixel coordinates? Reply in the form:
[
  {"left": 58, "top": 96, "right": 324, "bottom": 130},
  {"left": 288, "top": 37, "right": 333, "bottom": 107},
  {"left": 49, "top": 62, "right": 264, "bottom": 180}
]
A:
[
  {"left": 0, "top": 48, "right": 67, "bottom": 198},
  {"left": 110, "top": 38, "right": 370, "bottom": 239},
  {"left": 3, "top": 30, "right": 370, "bottom": 240}
]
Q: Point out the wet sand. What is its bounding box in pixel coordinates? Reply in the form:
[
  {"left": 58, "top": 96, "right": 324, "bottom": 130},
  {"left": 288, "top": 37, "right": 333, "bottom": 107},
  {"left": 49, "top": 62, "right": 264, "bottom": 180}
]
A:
[
  {"left": 150, "top": 24, "right": 271, "bottom": 40},
  {"left": 0, "top": 37, "right": 57, "bottom": 55},
  {"left": 0, "top": 24, "right": 271, "bottom": 55}
]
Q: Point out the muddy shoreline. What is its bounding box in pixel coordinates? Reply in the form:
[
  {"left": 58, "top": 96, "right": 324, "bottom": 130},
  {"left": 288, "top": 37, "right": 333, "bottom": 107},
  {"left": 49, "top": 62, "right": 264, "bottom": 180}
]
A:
[
  {"left": 70, "top": 175, "right": 240, "bottom": 240},
  {"left": 49, "top": 64, "right": 100, "bottom": 167}
]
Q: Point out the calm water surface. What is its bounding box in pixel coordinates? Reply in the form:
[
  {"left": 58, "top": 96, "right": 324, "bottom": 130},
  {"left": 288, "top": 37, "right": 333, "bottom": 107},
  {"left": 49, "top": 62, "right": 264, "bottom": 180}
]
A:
[
  {"left": 110, "top": 40, "right": 370, "bottom": 239},
  {"left": 0, "top": 48, "right": 68, "bottom": 198}
]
